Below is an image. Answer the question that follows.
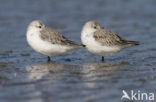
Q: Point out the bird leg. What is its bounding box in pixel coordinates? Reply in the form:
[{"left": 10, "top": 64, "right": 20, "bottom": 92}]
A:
[
  {"left": 101, "top": 56, "right": 104, "bottom": 62},
  {"left": 47, "top": 56, "right": 51, "bottom": 62}
]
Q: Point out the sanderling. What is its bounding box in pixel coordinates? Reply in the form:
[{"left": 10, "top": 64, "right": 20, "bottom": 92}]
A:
[
  {"left": 26, "top": 20, "right": 85, "bottom": 61},
  {"left": 81, "top": 21, "right": 139, "bottom": 61}
]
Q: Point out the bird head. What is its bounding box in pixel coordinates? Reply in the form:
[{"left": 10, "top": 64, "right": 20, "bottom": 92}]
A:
[
  {"left": 82, "top": 21, "right": 101, "bottom": 34},
  {"left": 27, "top": 20, "right": 46, "bottom": 31}
]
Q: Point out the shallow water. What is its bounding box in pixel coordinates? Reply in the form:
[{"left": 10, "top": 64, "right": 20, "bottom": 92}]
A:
[{"left": 0, "top": 0, "right": 156, "bottom": 102}]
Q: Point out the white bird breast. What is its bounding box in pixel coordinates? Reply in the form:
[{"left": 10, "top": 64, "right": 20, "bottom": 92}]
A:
[
  {"left": 81, "top": 31, "right": 121, "bottom": 56},
  {"left": 26, "top": 29, "right": 72, "bottom": 56}
]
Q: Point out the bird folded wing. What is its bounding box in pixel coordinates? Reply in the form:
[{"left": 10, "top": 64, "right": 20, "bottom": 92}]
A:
[
  {"left": 40, "top": 28, "right": 82, "bottom": 47},
  {"left": 93, "top": 29, "right": 127, "bottom": 46}
]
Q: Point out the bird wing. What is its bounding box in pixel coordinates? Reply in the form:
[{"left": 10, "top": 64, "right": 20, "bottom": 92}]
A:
[
  {"left": 40, "top": 27, "right": 84, "bottom": 47},
  {"left": 93, "top": 28, "right": 128, "bottom": 46}
]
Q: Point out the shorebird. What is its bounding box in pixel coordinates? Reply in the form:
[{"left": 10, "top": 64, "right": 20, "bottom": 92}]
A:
[
  {"left": 81, "top": 21, "right": 139, "bottom": 61},
  {"left": 27, "top": 20, "right": 85, "bottom": 61}
]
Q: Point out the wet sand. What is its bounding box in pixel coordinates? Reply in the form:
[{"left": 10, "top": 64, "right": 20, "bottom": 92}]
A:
[{"left": 0, "top": 0, "right": 156, "bottom": 102}]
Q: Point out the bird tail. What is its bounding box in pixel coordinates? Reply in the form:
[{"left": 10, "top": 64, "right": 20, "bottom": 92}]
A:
[
  {"left": 72, "top": 43, "right": 86, "bottom": 49},
  {"left": 77, "top": 44, "right": 86, "bottom": 48},
  {"left": 66, "top": 40, "right": 86, "bottom": 48},
  {"left": 81, "top": 44, "right": 86, "bottom": 47},
  {"left": 126, "top": 40, "right": 139, "bottom": 46}
]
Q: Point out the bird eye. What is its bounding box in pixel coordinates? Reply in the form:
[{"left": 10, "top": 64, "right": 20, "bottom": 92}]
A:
[
  {"left": 38, "top": 26, "right": 42, "bottom": 28},
  {"left": 94, "top": 26, "right": 97, "bottom": 29}
]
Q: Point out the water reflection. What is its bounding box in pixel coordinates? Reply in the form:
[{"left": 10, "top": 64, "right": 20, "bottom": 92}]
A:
[
  {"left": 25, "top": 61, "right": 130, "bottom": 102},
  {"left": 26, "top": 61, "right": 129, "bottom": 81},
  {"left": 82, "top": 61, "right": 129, "bottom": 72},
  {"left": 82, "top": 61, "right": 129, "bottom": 88},
  {"left": 26, "top": 62, "right": 78, "bottom": 80}
]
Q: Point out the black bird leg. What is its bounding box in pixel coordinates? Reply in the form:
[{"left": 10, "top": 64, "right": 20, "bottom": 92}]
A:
[
  {"left": 101, "top": 56, "right": 104, "bottom": 62},
  {"left": 47, "top": 56, "right": 51, "bottom": 62}
]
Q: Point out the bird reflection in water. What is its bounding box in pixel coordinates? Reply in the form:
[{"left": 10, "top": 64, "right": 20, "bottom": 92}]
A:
[
  {"left": 82, "top": 61, "right": 129, "bottom": 88},
  {"left": 26, "top": 62, "right": 79, "bottom": 80}
]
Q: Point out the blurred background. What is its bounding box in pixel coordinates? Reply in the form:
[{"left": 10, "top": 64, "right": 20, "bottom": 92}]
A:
[
  {"left": 0, "top": 0, "right": 156, "bottom": 102},
  {"left": 0, "top": 0, "right": 156, "bottom": 51}
]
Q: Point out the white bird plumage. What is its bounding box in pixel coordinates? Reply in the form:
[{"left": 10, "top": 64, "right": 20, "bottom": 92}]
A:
[
  {"left": 26, "top": 20, "right": 84, "bottom": 61},
  {"left": 81, "top": 21, "right": 139, "bottom": 61}
]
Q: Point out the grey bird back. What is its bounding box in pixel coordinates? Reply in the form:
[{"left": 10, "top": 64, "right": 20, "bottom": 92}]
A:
[
  {"left": 94, "top": 29, "right": 139, "bottom": 46},
  {"left": 40, "top": 28, "right": 84, "bottom": 47}
]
